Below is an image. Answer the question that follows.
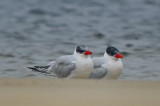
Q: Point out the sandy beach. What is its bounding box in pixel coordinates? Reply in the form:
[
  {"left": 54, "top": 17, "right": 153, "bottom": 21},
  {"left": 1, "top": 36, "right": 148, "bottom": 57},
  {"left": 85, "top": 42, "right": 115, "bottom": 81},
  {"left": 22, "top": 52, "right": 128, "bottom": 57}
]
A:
[{"left": 0, "top": 78, "right": 160, "bottom": 106}]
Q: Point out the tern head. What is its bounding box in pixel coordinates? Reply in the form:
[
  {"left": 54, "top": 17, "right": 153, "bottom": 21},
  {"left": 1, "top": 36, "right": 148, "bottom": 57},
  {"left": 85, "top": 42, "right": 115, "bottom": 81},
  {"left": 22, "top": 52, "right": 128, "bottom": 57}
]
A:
[
  {"left": 75, "top": 45, "right": 92, "bottom": 57},
  {"left": 105, "top": 46, "right": 123, "bottom": 59}
]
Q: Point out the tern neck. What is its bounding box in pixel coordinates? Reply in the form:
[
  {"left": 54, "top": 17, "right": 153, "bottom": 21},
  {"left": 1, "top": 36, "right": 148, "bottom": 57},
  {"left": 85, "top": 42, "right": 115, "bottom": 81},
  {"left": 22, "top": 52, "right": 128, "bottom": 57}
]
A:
[{"left": 104, "top": 52, "right": 120, "bottom": 62}]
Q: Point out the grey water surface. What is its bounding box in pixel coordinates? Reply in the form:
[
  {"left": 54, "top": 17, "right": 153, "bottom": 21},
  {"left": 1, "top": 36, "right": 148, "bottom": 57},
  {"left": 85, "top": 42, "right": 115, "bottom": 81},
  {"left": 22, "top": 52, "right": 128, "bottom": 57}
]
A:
[{"left": 0, "top": 0, "right": 160, "bottom": 80}]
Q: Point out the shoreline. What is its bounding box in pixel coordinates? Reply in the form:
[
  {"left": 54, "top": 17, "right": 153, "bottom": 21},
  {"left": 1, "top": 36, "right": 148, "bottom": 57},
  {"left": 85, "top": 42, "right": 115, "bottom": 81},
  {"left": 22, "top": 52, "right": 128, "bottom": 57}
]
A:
[{"left": 0, "top": 78, "right": 160, "bottom": 106}]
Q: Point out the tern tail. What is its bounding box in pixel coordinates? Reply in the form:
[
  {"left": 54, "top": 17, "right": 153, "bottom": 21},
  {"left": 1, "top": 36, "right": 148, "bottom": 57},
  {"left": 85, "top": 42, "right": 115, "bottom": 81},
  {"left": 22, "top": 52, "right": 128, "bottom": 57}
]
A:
[{"left": 27, "top": 66, "right": 56, "bottom": 77}]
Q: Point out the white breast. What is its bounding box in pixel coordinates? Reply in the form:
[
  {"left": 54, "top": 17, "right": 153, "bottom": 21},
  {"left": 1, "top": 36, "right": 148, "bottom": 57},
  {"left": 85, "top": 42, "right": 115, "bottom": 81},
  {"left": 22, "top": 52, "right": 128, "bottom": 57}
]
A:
[
  {"left": 105, "top": 59, "right": 123, "bottom": 79},
  {"left": 70, "top": 58, "right": 93, "bottom": 79}
]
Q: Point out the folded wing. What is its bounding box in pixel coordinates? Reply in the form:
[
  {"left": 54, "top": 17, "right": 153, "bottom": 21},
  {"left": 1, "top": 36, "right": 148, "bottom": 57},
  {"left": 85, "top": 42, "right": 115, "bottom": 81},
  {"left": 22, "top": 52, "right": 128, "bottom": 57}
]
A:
[
  {"left": 89, "top": 57, "right": 108, "bottom": 79},
  {"left": 49, "top": 55, "right": 77, "bottom": 78}
]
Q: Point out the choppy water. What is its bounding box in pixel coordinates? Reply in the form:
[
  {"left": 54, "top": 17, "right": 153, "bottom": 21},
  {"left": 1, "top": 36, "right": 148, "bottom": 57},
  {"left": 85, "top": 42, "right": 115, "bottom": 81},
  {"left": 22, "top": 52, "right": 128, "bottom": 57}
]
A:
[{"left": 0, "top": 0, "right": 160, "bottom": 80}]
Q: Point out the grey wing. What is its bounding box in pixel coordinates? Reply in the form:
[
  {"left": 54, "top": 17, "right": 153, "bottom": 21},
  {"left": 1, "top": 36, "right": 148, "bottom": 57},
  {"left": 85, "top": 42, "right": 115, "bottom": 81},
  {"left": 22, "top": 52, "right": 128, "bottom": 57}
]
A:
[
  {"left": 49, "top": 55, "right": 77, "bottom": 78},
  {"left": 89, "top": 57, "right": 108, "bottom": 79}
]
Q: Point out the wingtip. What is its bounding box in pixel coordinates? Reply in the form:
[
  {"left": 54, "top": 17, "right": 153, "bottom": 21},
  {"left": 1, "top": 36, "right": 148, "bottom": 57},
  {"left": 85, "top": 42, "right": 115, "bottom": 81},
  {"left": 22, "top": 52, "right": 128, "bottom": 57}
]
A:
[
  {"left": 27, "top": 66, "right": 56, "bottom": 77},
  {"left": 27, "top": 67, "right": 34, "bottom": 69}
]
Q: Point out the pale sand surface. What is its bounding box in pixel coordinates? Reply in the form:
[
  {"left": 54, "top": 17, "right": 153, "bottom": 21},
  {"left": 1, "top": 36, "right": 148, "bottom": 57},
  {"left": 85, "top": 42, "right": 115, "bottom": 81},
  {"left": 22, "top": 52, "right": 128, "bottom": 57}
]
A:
[{"left": 0, "top": 78, "right": 160, "bottom": 106}]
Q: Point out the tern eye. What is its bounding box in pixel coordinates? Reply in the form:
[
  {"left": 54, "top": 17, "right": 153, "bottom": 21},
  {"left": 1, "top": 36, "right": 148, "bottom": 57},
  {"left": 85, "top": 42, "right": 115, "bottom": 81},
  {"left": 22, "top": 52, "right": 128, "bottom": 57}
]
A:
[
  {"left": 79, "top": 50, "right": 86, "bottom": 53},
  {"left": 76, "top": 46, "right": 86, "bottom": 54}
]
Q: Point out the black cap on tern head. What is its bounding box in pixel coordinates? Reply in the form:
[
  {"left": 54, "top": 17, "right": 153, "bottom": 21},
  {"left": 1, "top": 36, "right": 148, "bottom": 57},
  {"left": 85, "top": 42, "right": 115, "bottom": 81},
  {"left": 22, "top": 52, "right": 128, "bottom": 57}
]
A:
[
  {"left": 106, "top": 46, "right": 119, "bottom": 56},
  {"left": 76, "top": 45, "right": 92, "bottom": 55},
  {"left": 106, "top": 46, "right": 123, "bottom": 58},
  {"left": 76, "top": 45, "right": 87, "bottom": 54}
]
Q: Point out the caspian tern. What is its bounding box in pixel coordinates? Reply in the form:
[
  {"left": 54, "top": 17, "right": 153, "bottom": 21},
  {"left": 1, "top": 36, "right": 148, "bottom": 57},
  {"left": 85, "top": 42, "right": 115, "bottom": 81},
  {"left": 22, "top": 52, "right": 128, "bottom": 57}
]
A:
[
  {"left": 28, "top": 45, "right": 93, "bottom": 79},
  {"left": 89, "top": 46, "right": 123, "bottom": 79}
]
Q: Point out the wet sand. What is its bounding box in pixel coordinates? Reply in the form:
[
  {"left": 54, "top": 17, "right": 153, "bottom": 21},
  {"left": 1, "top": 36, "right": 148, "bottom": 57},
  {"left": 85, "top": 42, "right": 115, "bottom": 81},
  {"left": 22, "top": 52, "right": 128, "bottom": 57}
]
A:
[{"left": 0, "top": 78, "right": 160, "bottom": 106}]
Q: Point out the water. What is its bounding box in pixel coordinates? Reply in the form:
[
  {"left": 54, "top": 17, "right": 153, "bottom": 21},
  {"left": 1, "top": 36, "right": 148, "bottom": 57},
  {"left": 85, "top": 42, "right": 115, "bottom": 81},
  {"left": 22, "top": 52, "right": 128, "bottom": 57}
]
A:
[{"left": 0, "top": 0, "right": 160, "bottom": 80}]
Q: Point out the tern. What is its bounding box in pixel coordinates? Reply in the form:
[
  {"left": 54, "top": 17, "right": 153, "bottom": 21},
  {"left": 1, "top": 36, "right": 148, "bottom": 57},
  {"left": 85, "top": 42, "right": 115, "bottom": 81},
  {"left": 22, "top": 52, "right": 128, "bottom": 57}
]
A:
[
  {"left": 28, "top": 45, "right": 93, "bottom": 79},
  {"left": 90, "top": 46, "right": 123, "bottom": 79}
]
